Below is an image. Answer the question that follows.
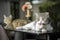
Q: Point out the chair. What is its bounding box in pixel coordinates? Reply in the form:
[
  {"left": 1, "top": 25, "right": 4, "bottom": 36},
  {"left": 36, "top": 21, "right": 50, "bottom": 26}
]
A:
[{"left": 0, "top": 25, "right": 9, "bottom": 40}]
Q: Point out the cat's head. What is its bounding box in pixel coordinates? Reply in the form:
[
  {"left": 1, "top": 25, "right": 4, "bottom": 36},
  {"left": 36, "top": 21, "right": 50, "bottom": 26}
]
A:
[
  {"left": 3, "top": 15, "right": 12, "bottom": 24},
  {"left": 35, "top": 12, "right": 49, "bottom": 21}
]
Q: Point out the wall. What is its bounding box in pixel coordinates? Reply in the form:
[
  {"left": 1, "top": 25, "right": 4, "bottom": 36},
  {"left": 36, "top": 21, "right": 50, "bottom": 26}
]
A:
[
  {"left": 0, "top": 1, "right": 10, "bottom": 23},
  {"left": 32, "top": 4, "right": 40, "bottom": 20}
]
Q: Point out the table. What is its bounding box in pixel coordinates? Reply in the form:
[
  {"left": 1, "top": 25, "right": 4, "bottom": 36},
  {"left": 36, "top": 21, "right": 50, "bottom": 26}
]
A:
[{"left": 5, "top": 29, "right": 60, "bottom": 40}]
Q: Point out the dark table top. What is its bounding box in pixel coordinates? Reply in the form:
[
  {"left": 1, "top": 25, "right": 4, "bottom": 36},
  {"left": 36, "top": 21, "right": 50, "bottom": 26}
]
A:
[{"left": 5, "top": 28, "right": 57, "bottom": 35}]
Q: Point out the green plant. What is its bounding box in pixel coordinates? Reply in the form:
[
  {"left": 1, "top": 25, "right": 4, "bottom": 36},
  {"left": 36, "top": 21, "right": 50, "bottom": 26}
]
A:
[{"left": 39, "top": 0, "right": 57, "bottom": 12}]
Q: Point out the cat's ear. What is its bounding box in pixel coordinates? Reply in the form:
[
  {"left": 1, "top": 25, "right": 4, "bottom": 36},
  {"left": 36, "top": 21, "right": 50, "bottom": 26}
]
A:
[
  {"left": 9, "top": 15, "right": 12, "bottom": 19},
  {"left": 3, "top": 15, "right": 6, "bottom": 18}
]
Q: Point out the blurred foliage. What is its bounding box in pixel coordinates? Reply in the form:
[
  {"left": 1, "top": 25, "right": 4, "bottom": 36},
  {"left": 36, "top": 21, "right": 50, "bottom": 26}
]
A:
[
  {"left": 39, "top": 0, "right": 58, "bottom": 12},
  {"left": 39, "top": 0, "right": 60, "bottom": 30},
  {"left": 48, "top": 0, "right": 60, "bottom": 2},
  {"left": 48, "top": 3, "right": 60, "bottom": 20}
]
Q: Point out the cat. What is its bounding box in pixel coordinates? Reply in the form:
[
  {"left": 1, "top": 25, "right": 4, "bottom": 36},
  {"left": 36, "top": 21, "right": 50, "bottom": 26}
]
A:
[{"left": 4, "top": 15, "right": 28, "bottom": 29}]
